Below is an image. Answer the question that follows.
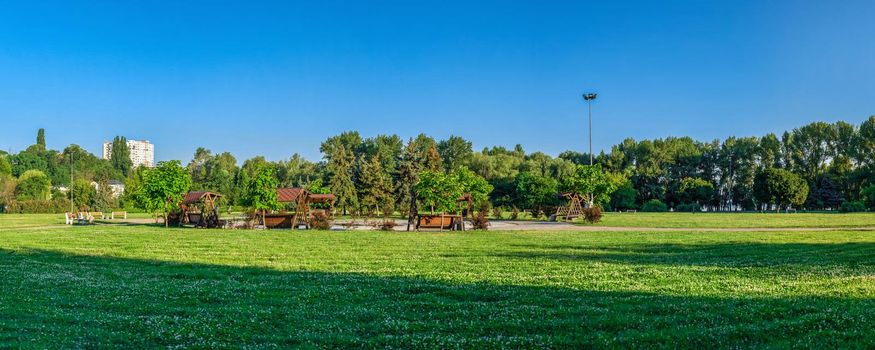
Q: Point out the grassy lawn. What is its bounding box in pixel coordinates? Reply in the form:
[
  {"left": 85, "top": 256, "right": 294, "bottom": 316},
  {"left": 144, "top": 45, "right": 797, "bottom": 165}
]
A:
[
  {"left": 595, "top": 212, "right": 875, "bottom": 228},
  {"left": 1, "top": 220, "right": 874, "bottom": 348}
]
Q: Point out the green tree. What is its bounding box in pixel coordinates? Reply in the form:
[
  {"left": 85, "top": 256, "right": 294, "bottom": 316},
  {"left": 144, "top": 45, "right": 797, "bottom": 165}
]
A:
[
  {"left": 753, "top": 168, "right": 809, "bottom": 212},
  {"left": 560, "top": 164, "right": 617, "bottom": 207},
  {"left": 358, "top": 155, "right": 395, "bottom": 217},
  {"left": 93, "top": 179, "right": 118, "bottom": 212},
  {"left": 415, "top": 170, "right": 463, "bottom": 214},
  {"left": 676, "top": 177, "right": 715, "bottom": 206},
  {"left": 276, "top": 153, "right": 317, "bottom": 188},
  {"left": 138, "top": 160, "right": 192, "bottom": 227},
  {"left": 438, "top": 136, "right": 473, "bottom": 172},
  {"left": 861, "top": 184, "right": 875, "bottom": 210},
  {"left": 71, "top": 179, "right": 96, "bottom": 210},
  {"left": 454, "top": 167, "right": 493, "bottom": 206},
  {"left": 320, "top": 131, "right": 362, "bottom": 162},
  {"left": 397, "top": 138, "right": 423, "bottom": 228},
  {"left": 15, "top": 169, "right": 51, "bottom": 201},
  {"left": 36, "top": 128, "right": 46, "bottom": 150},
  {"left": 611, "top": 183, "right": 638, "bottom": 210},
  {"left": 243, "top": 164, "right": 281, "bottom": 223},
  {"left": 856, "top": 116, "right": 875, "bottom": 167},
  {"left": 0, "top": 155, "right": 11, "bottom": 177},
  {"left": 328, "top": 146, "right": 358, "bottom": 215},
  {"left": 513, "top": 172, "right": 557, "bottom": 214},
  {"left": 110, "top": 136, "right": 133, "bottom": 177}
]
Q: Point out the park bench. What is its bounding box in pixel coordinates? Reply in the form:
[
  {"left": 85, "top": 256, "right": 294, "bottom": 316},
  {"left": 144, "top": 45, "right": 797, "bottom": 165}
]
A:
[
  {"left": 65, "top": 212, "right": 94, "bottom": 225},
  {"left": 110, "top": 211, "right": 127, "bottom": 219},
  {"left": 89, "top": 212, "right": 105, "bottom": 220}
]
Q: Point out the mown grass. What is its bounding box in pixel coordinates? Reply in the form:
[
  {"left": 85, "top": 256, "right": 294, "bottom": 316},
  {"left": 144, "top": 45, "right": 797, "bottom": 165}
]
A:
[
  {"left": 595, "top": 212, "right": 875, "bottom": 228},
  {"left": 1, "top": 221, "right": 874, "bottom": 348}
]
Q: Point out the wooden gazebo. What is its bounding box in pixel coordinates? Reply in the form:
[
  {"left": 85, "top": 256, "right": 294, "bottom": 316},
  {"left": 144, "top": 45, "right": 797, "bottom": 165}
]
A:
[
  {"left": 263, "top": 188, "right": 335, "bottom": 229},
  {"left": 181, "top": 191, "right": 224, "bottom": 228}
]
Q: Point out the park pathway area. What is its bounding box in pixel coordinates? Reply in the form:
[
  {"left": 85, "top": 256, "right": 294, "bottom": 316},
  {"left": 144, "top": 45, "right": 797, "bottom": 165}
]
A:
[{"left": 486, "top": 220, "right": 875, "bottom": 232}]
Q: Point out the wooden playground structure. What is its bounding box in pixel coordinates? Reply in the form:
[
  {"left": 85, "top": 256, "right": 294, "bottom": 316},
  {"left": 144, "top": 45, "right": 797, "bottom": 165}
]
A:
[
  {"left": 181, "top": 191, "right": 224, "bottom": 228},
  {"left": 552, "top": 192, "right": 584, "bottom": 221},
  {"left": 263, "top": 188, "right": 336, "bottom": 229}
]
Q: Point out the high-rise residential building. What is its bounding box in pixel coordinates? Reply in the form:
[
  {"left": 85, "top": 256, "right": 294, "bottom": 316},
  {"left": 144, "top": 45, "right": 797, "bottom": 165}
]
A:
[{"left": 102, "top": 139, "right": 155, "bottom": 168}]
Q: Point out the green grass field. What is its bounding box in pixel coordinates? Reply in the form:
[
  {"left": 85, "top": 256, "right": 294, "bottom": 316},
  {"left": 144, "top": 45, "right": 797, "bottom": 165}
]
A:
[
  {"left": 1, "top": 213, "right": 874, "bottom": 348},
  {"left": 595, "top": 212, "right": 875, "bottom": 228}
]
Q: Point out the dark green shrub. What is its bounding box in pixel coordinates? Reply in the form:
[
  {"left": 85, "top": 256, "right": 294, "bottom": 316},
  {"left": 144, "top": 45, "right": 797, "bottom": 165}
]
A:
[
  {"left": 4, "top": 198, "right": 69, "bottom": 213},
  {"left": 676, "top": 203, "right": 702, "bottom": 212},
  {"left": 863, "top": 184, "right": 875, "bottom": 211},
  {"left": 839, "top": 201, "right": 866, "bottom": 213},
  {"left": 641, "top": 199, "right": 668, "bottom": 212}
]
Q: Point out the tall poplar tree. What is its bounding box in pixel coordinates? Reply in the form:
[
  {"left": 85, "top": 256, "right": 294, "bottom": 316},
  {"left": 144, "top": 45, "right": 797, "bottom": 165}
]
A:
[
  {"left": 36, "top": 128, "right": 46, "bottom": 150},
  {"left": 110, "top": 136, "right": 133, "bottom": 177},
  {"left": 397, "top": 139, "right": 422, "bottom": 229}
]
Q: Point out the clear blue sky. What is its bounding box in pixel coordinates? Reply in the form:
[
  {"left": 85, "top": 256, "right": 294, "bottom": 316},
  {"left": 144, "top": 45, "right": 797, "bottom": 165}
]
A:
[{"left": 1, "top": 0, "right": 873, "bottom": 163}]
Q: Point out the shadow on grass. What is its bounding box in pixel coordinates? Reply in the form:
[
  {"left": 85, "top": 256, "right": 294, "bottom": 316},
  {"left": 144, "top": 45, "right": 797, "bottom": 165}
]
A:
[
  {"left": 1, "top": 248, "right": 874, "bottom": 348},
  {"left": 495, "top": 242, "right": 875, "bottom": 268}
]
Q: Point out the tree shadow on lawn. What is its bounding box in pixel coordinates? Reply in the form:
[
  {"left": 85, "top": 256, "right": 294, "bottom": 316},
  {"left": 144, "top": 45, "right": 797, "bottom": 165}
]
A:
[
  {"left": 497, "top": 242, "right": 875, "bottom": 268},
  {"left": 1, "top": 248, "right": 874, "bottom": 348}
]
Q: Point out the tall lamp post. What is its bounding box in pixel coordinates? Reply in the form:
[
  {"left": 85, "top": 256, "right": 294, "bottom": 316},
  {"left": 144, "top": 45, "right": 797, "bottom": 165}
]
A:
[
  {"left": 70, "top": 151, "right": 74, "bottom": 213},
  {"left": 583, "top": 93, "right": 597, "bottom": 206}
]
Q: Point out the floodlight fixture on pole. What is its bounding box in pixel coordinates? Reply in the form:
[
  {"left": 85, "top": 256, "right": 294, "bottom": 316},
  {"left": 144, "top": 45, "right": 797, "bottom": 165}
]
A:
[{"left": 582, "top": 93, "right": 597, "bottom": 166}]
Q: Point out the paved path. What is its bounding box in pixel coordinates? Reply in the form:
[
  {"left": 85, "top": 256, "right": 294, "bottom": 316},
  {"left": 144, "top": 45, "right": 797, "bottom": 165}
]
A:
[
  {"left": 486, "top": 220, "right": 875, "bottom": 232},
  {"left": 58, "top": 217, "right": 875, "bottom": 232}
]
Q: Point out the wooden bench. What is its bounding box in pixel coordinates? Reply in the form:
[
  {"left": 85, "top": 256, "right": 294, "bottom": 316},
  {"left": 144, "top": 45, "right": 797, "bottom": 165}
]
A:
[
  {"left": 110, "top": 211, "right": 127, "bottom": 219},
  {"left": 416, "top": 214, "right": 463, "bottom": 231},
  {"left": 89, "top": 212, "right": 105, "bottom": 220}
]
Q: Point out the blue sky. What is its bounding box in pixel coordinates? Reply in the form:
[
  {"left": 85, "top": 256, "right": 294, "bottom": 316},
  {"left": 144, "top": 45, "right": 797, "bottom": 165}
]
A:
[{"left": 1, "top": 0, "right": 873, "bottom": 163}]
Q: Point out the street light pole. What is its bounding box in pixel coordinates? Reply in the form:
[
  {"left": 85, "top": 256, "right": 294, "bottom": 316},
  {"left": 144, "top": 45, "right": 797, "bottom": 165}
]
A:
[
  {"left": 70, "top": 151, "right": 74, "bottom": 213},
  {"left": 583, "top": 93, "right": 597, "bottom": 206}
]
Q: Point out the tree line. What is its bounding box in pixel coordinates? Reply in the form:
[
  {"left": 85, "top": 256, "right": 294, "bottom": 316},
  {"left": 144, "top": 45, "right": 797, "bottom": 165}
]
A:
[{"left": 2, "top": 117, "right": 875, "bottom": 214}]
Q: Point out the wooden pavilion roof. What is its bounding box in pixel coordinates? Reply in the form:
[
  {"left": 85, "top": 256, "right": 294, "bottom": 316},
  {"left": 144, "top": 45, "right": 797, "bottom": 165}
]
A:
[
  {"left": 277, "top": 188, "right": 307, "bottom": 202},
  {"left": 183, "top": 191, "right": 224, "bottom": 205}
]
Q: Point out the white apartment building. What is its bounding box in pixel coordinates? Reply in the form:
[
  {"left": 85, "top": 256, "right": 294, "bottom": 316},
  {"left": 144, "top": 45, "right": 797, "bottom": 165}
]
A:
[{"left": 103, "top": 139, "right": 155, "bottom": 168}]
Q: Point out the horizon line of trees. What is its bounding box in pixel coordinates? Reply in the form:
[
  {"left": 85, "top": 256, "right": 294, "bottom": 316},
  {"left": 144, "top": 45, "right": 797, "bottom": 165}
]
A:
[{"left": 2, "top": 116, "right": 875, "bottom": 214}]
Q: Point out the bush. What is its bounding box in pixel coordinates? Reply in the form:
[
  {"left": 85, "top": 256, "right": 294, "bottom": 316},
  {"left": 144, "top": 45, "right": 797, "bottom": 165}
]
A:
[
  {"left": 376, "top": 219, "right": 396, "bottom": 231},
  {"left": 675, "top": 203, "right": 702, "bottom": 213},
  {"left": 4, "top": 198, "right": 69, "bottom": 213},
  {"left": 472, "top": 201, "right": 491, "bottom": 230},
  {"left": 15, "top": 170, "right": 51, "bottom": 201},
  {"left": 641, "top": 199, "right": 668, "bottom": 212},
  {"left": 863, "top": 184, "right": 875, "bottom": 210},
  {"left": 582, "top": 206, "right": 602, "bottom": 224},
  {"left": 310, "top": 212, "right": 333, "bottom": 230},
  {"left": 491, "top": 207, "right": 503, "bottom": 220},
  {"left": 839, "top": 201, "right": 867, "bottom": 213}
]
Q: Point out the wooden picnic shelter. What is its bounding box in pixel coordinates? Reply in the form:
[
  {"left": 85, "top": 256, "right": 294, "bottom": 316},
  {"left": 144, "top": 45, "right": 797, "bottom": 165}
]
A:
[
  {"left": 182, "top": 191, "right": 224, "bottom": 228},
  {"left": 263, "top": 188, "right": 335, "bottom": 229}
]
